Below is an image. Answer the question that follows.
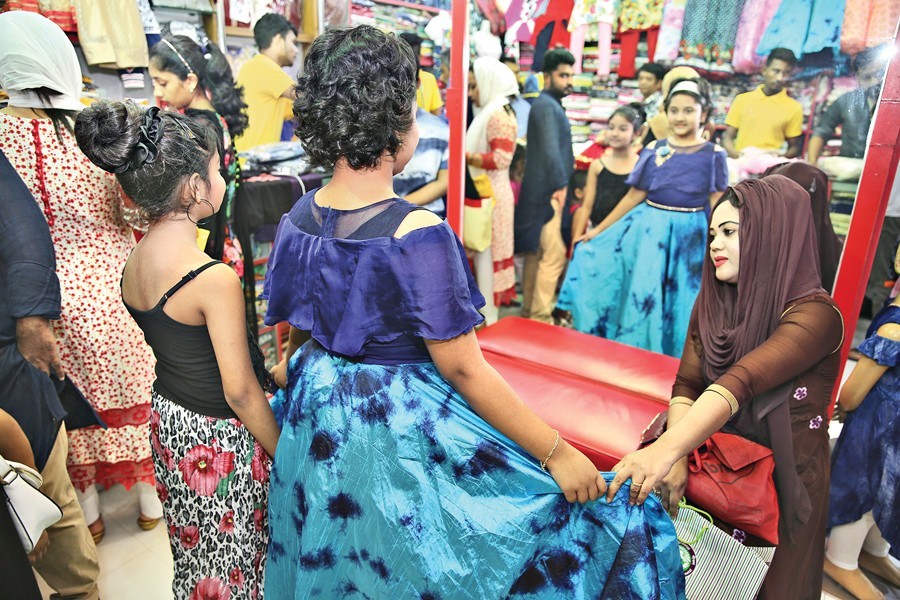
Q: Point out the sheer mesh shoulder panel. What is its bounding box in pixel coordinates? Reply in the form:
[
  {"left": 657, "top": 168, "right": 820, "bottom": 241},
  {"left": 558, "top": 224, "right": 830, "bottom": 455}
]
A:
[{"left": 293, "top": 196, "right": 425, "bottom": 240}]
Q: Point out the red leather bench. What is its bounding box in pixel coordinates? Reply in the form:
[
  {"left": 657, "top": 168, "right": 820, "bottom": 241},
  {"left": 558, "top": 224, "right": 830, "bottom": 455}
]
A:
[{"left": 478, "top": 318, "right": 681, "bottom": 470}]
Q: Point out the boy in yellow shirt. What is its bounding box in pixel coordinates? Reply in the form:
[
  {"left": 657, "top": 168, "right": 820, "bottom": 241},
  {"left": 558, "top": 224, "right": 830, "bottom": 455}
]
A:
[
  {"left": 722, "top": 48, "right": 804, "bottom": 158},
  {"left": 234, "top": 14, "right": 298, "bottom": 152},
  {"left": 399, "top": 32, "right": 444, "bottom": 116}
]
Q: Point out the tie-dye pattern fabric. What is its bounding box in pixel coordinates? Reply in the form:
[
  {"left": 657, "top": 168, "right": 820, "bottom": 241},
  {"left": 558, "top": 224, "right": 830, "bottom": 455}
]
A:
[
  {"left": 265, "top": 342, "right": 685, "bottom": 598},
  {"left": 828, "top": 304, "right": 900, "bottom": 559},
  {"left": 557, "top": 141, "right": 727, "bottom": 357},
  {"left": 557, "top": 203, "right": 706, "bottom": 357}
]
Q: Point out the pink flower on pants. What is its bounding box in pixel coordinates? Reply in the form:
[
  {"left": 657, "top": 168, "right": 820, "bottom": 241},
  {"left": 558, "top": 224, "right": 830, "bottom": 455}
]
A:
[
  {"left": 251, "top": 443, "right": 270, "bottom": 483},
  {"left": 189, "top": 577, "right": 231, "bottom": 600},
  {"left": 160, "top": 446, "right": 175, "bottom": 470},
  {"left": 229, "top": 567, "right": 244, "bottom": 589},
  {"left": 254, "top": 507, "right": 265, "bottom": 532},
  {"left": 178, "top": 444, "right": 235, "bottom": 496},
  {"left": 219, "top": 511, "right": 235, "bottom": 534},
  {"left": 156, "top": 480, "right": 169, "bottom": 504},
  {"left": 793, "top": 387, "right": 808, "bottom": 400},
  {"left": 179, "top": 525, "right": 200, "bottom": 549},
  {"left": 809, "top": 415, "right": 823, "bottom": 429}
]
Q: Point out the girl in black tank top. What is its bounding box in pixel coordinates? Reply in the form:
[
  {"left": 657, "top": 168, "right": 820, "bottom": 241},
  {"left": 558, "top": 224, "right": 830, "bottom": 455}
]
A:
[
  {"left": 570, "top": 106, "right": 643, "bottom": 249},
  {"left": 75, "top": 100, "right": 279, "bottom": 598}
]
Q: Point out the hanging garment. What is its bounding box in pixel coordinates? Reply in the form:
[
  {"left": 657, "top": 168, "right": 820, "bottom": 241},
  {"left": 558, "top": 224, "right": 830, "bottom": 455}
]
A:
[
  {"left": 616, "top": 0, "right": 664, "bottom": 77},
  {"left": 476, "top": 0, "right": 507, "bottom": 35},
  {"left": 619, "top": 28, "right": 660, "bottom": 78},
  {"left": 655, "top": 0, "right": 688, "bottom": 63},
  {"left": 677, "top": 0, "right": 748, "bottom": 75},
  {"left": 756, "top": 0, "right": 847, "bottom": 59},
  {"left": 530, "top": 0, "right": 575, "bottom": 49},
  {"left": 731, "top": 0, "right": 781, "bottom": 74},
  {"left": 4, "top": 0, "right": 78, "bottom": 32},
  {"left": 73, "top": 0, "right": 148, "bottom": 68},
  {"left": 840, "top": 0, "right": 900, "bottom": 55},
  {"left": 506, "top": 0, "right": 538, "bottom": 43},
  {"left": 618, "top": 0, "right": 665, "bottom": 32},
  {"left": 568, "top": 0, "right": 617, "bottom": 74}
]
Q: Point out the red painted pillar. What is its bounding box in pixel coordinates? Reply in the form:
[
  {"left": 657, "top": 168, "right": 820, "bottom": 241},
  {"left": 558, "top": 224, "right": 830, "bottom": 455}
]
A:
[
  {"left": 831, "top": 29, "right": 900, "bottom": 404},
  {"left": 446, "top": 0, "right": 469, "bottom": 236}
]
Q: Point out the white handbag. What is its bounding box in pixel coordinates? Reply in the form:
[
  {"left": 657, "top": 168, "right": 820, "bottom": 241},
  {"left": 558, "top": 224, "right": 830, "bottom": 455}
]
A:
[{"left": 0, "top": 454, "right": 62, "bottom": 553}]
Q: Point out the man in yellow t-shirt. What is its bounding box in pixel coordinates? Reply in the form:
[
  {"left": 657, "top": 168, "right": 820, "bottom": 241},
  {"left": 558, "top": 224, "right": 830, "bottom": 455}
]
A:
[
  {"left": 234, "top": 13, "right": 298, "bottom": 152},
  {"left": 722, "top": 48, "right": 804, "bottom": 158},
  {"left": 399, "top": 32, "right": 444, "bottom": 116}
]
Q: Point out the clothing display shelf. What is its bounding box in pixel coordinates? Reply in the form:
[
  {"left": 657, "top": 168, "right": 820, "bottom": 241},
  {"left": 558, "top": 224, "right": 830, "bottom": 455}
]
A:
[{"left": 370, "top": 0, "right": 442, "bottom": 14}]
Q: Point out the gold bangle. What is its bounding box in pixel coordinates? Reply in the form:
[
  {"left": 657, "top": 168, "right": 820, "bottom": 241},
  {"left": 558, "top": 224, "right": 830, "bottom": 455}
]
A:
[
  {"left": 668, "top": 397, "right": 695, "bottom": 407},
  {"left": 540, "top": 430, "right": 560, "bottom": 472},
  {"left": 707, "top": 384, "right": 739, "bottom": 416},
  {"left": 669, "top": 399, "right": 695, "bottom": 408}
]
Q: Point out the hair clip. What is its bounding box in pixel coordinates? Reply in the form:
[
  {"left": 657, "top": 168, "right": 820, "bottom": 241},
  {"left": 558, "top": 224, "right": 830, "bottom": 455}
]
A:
[
  {"left": 199, "top": 37, "right": 212, "bottom": 60},
  {"left": 117, "top": 106, "right": 164, "bottom": 173}
]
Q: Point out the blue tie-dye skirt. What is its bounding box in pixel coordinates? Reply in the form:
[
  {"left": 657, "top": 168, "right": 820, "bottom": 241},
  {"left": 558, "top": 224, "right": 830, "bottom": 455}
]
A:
[
  {"left": 265, "top": 342, "right": 686, "bottom": 599},
  {"left": 557, "top": 202, "right": 706, "bottom": 357}
]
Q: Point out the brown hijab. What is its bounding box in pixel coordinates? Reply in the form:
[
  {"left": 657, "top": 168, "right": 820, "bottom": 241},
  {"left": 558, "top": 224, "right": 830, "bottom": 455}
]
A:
[
  {"left": 763, "top": 161, "right": 843, "bottom": 291},
  {"left": 697, "top": 175, "right": 825, "bottom": 384},
  {"left": 697, "top": 175, "right": 828, "bottom": 541}
]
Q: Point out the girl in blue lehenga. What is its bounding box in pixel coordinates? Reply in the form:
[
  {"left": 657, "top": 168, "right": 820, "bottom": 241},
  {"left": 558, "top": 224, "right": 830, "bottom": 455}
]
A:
[
  {"left": 261, "top": 26, "right": 684, "bottom": 599},
  {"left": 557, "top": 78, "right": 728, "bottom": 357}
]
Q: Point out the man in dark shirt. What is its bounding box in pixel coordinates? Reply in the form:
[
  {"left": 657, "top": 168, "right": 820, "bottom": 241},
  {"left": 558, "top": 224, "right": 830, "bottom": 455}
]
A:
[
  {"left": 0, "top": 150, "right": 100, "bottom": 598},
  {"left": 514, "top": 49, "right": 575, "bottom": 323},
  {"left": 808, "top": 45, "right": 896, "bottom": 310},
  {"left": 808, "top": 45, "right": 889, "bottom": 164}
]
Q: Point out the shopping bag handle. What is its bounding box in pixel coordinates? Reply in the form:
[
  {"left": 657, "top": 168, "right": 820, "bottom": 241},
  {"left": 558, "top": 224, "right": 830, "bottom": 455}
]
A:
[{"left": 676, "top": 498, "right": 713, "bottom": 546}]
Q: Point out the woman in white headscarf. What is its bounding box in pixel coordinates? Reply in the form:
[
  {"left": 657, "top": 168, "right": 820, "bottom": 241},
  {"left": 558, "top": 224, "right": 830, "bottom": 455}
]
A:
[
  {"left": 466, "top": 56, "right": 520, "bottom": 325},
  {"left": 0, "top": 12, "right": 160, "bottom": 546}
]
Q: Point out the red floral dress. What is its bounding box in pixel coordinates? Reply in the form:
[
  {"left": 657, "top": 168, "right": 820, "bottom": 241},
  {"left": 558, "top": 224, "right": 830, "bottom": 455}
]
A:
[
  {"left": 0, "top": 113, "right": 156, "bottom": 492},
  {"left": 471, "top": 109, "right": 518, "bottom": 306}
]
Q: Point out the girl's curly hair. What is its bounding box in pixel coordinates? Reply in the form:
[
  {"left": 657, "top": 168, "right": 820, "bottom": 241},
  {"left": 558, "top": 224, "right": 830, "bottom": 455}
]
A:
[{"left": 294, "top": 26, "right": 418, "bottom": 171}]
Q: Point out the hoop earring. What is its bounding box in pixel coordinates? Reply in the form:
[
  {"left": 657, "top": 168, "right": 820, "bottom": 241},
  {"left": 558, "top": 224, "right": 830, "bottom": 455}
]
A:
[{"left": 185, "top": 198, "right": 215, "bottom": 225}]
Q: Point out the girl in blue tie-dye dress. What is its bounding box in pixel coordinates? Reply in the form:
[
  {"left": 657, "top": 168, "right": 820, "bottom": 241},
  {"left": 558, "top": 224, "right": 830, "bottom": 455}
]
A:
[
  {"left": 262, "top": 26, "right": 685, "bottom": 599},
  {"left": 558, "top": 77, "right": 728, "bottom": 357}
]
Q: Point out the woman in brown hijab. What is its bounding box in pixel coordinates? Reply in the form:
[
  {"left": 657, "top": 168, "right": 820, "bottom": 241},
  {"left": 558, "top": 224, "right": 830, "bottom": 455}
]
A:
[
  {"left": 763, "top": 161, "right": 843, "bottom": 291},
  {"left": 607, "top": 175, "right": 844, "bottom": 599}
]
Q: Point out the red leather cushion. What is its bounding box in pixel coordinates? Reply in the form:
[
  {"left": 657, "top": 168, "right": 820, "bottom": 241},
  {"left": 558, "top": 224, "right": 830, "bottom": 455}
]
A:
[
  {"left": 482, "top": 350, "right": 667, "bottom": 471},
  {"left": 478, "top": 317, "right": 680, "bottom": 403}
]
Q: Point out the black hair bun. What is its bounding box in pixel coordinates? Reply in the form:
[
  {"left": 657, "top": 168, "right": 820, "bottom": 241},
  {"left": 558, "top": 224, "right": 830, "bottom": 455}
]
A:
[{"left": 74, "top": 99, "right": 143, "bottom": 174}]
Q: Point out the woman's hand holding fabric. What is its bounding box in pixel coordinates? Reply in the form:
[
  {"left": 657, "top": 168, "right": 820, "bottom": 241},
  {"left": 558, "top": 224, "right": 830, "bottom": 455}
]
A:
[
  {"left": 573, "top": 226, "right": 599, "bottom": 246},
  {"left": 271, "top": 358, "right": 288, "bottom": 389},
  {"left": 607, "top": 443, "right": 680, "bottom": 506},
  {"left": 546, "top": 440, "right": 608, "bottom": 504},
  {"left": 658, "top": 456, "right": 688, "bottom": 517}
]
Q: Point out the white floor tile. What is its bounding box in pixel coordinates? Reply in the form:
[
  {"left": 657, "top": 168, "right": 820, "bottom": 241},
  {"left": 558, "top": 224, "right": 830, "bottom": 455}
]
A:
[{"left": 98, "top": 551, "right": 173, "bottom": 600}]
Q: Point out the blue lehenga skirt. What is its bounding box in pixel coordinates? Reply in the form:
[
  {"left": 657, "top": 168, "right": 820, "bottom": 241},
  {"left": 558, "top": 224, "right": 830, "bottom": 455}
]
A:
[
  {"left": 265, "top": 341, "right": 685, "bottom": 599},
  {"left": 557, "top": 202, "right": 707, "bottom": 357}
]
